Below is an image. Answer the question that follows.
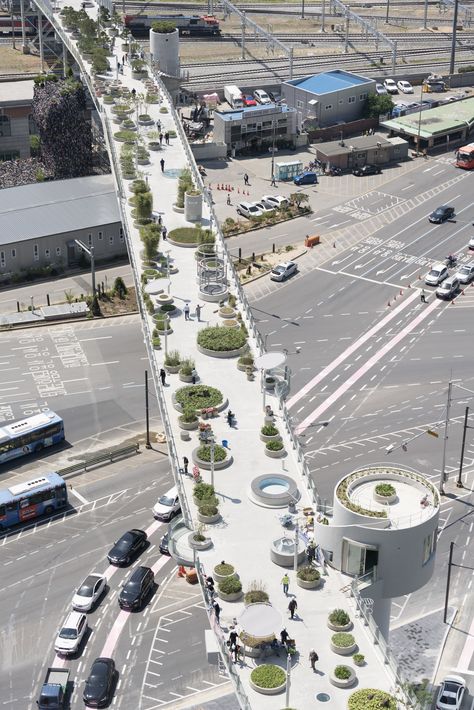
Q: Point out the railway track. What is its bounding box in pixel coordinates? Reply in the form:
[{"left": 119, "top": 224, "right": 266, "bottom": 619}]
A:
[{"left": 178, "top": 30, "right": 474, "bottom": 43}]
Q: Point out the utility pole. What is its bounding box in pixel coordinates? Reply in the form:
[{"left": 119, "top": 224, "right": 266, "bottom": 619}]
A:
[
  {"left": 439, "top": 380, "right": 453, "bottom": 495},
  {"left": 74, "top": 239, "right": 96, "bottom": 296},
  {"left": 449, "top": 0, "right": 459, "bottom": 75},
  {"left": 385, "top": 0, "right": 390, "bottom": 23},
  {"left": 457, "top": 406, "right": 470, "bottom": 488},
  {"left": 270, "top": 121, "right": 276, "bottom": 185},
  {"left": 443, "top": 541, "right": 454, "bottom": 623},
  {"left": 423, "top": 0, "right": 429, "bottom": 29},
  {"left": 293, "top": 520, "right": 299, "bottom": 572},
  {"left": 145, "top": 370, "right": 151, "bottom": 449},
  {"left": 301, "top": 0, "right": 305, "bottom": 20}
]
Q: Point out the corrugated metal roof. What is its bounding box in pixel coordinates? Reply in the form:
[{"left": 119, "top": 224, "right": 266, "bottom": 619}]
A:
[
  {"left": 286, "top": 70, "right": 372, "bottom": 95},
  {"left": 381, "top": 96, "right": 474, "bottom": 138},
  {"left": 0, "top": 175, "right": 120, "bottom": 245}
]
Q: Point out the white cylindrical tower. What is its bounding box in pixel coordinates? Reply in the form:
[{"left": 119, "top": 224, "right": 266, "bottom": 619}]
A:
[
  {"left": 150, "top": 26, "right": 180, "bottom": 78},
  {"left": 315, "top": 464, "right": 439, "bottom": 638}
]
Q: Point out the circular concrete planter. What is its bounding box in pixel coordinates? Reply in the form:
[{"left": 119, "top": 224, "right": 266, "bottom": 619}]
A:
[
  {"left": 173, "top": 203, "right": 185, "bottom": 214},
  {"left": 164, "top": 364, "right": 180, "bottom": 374},
  {"left": 218, "top": 588, "right": 243, "bottom": 602},
  {"left": 179, "top": 373, "right": 194, "bottom": 383},
  {"left": 192, "top": 448, "right": 233, "bottom": 470},
  {"left": 260, "top": 432, "right": 281, "bottom": 443},
  {"left": 168, "top": 237, "right": 198, "bottom": 249},
  {"left": 178, "top": 417, "right": 198, "bottom": 431},
  {"left": 156, "top": 293, "right": 174, "bottom": 306},
  {"left": 197, "top": 344, "right": 248, "bottom": 359},
  {"left": 327, "top": 620, "right": 353, "bottom": 632},
  {"left": 138, "top": 117, "right": 154, "bottom": 126},
  {"left": 329, "top": 667, "right": 356, "bottom": 689},
  {"left": 188, "top": 532, "right": 212, "bottom": 551},
  {"left": 184, "top": 191, "right": 203, "bottom": 222},
  {"left": 374, "top": 490, "right": 397, "bottom": 504},
  {"left": 197, "top": 510, "right": 221, "bottom": 524},
  {"left": 297, "top": 575, "right": 321, "bottom": 590},
  {"left": 219, "top": 307, "right": 236, "bottom": 319},
  {"left": 249, "top": 668, "right": 286, "bottom": 696},
  {"left": 330, "top": 639, "right": 357, "bottom": 656},
  {"left": 237, "top": 361, "right": 253, "bottom": 372},
  {"left": 265, "top": 446, "right": 287, "bottom": 459},
  {"left": 213, "top": 567, "right": 236, "bottom": 583},
  {"left": 155, "top": 326, "right": 173, "bottom": 335},
  {"left": 265, "top": 377, "right": 276, "bottom": 391}
]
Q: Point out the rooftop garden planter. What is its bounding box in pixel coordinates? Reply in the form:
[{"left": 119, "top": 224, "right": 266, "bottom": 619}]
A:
[
  {"left": 112, "top": 104, "right": 133, "bottom": 115},
  {"left": 265, "top": 375, "right": 276, "bottom": 391},
  {"left": 348, "top": 689, "right": 397, "bottom": 710},
  {"left": 260, "top": 424, "right": 281, "bottom": 443},
  {"left": 179, "top": 358, "right": 195, "bottom": 382},
  {"left": 185, "top": 189, "right": 203, "bottom": 223},
  {"left": 330, "top": 665, "right": 356, "bottom": 689},
  {"left": 197, "top": 502, "right": 221, "bottom": 524},
  {"left": 167, "top": 227, "right": 202, "bottom": 248},
  {"left": 237, "top": 355, "right": 254, "bottom": 372},
  {"left": 244, "top": 588, "right": 269, "bottom": 605},
  {"left": 330, "top": 632, "right": 357, "bottom": 656},
  {"left": 217, "top": 575, "right": 243, "bottom": 602},
  {"left": 174, "top": 384, "right": 224, "bottom": 413},
  {"left": 297, "top": 565, "right": 321, "bottom": 589},
  {"left": 103, "top": 95, "right": 115, "bottom": 105},
  {"left": 249, "top": 665, "right": 286, "bottom": 695},
  {"left": 374, "top": 482, "right": 397, "bottom": 504},
  {"left": 138, "top": 114, "right": 154, "bottom": 125},
  {"left": 178, "top": 409, "right": 198, "bottom": 431},
  {"left": 221, "top": 319, "right": 239, "bottom": 329},
  {"left": 160, "top": 303, "right": 177, "bottom": 316},
  {"left": 114, "top": 130, "right": 137, "bottom": 144},
  {"left": 197, "top": 326, "right": 247, "bottom": 359},
  {"left": 193, "top": 444, "right": 232, "bottom": 471},
  {"left": 159, "top": 106, "right": 168, "bottom": 113},
  {"left": 188, "top": 527, "right": 212, "bottom": 551},
  {"left": 194, "top": 482, "right": 215, "bottom": 502},
  {"left": 328, "top": 609, "right": 352, "bottom": 632},
  {"left": 219, "top": 306, "right": 236, "bottom": 319},
  {"left": 154, "top": 317, "right": 172, "bottom": 334},
  {"left": 156, "top": 293, "right": 173, "bottom": 306},
  {"left": 147, "top": 93, "right": 160, "bottom": 104},
  {"left": 164, "top": 349, "right": 181, "bottom": 373},
  {"left": 213, "top": 561, "right": 235, "bottom": 582},
  {"left": 148, "top": 141, "right": 162, "bottom": 152},
  {"left": 353, "top": 653, "right": 365, "bottom": 667},
  {"left": 265, "top": 440, "right": 286, "bottom": 459}
]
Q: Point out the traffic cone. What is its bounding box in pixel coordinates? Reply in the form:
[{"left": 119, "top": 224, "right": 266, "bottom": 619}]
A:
[
  {"left": 232, "top": 185, "right": 234, "bottom": 191},
  {"left": 408, "top": 283, "right": 411, "bottom": 288},
  {"left": 387, "top": 301, "right": 391, "bottom": 307},
  {"left": 399, "top": 289, "right": 403, "bottom": 296},
  {"left": 418, "top": 274, "right": 422, "bottom": 280},
  {"left": 177, "top": 565, "right": 186, "bottom": 577},
  {"left": 238, "top": 188, "right": 240, "bottom": 194}
]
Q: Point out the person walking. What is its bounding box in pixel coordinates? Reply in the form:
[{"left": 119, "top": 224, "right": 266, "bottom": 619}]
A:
[
  {"left": 309, "top": 649, "right": 318, "bottom": 671},
  {"left": 184, "top": 303, "right": 190, "bottom": 320},
  {"left": 160, "top": 158, "right": 165, "bottom": 173},
  {"left": 288, "top": 597, "right": 297, "bottom": 620},
  {"left": 421, "top": 289, "right": 427, "bottom": 303},
  {"left": 159, "top": 132, "right": 164, "bottom": 145},
  {"left": 162, "top": 225, "right": 167, "bottom": 240},
  {"left": 227, "top": 410, "right": 234, "bottom": 427},
  {"left": 183, "top": 456, "right": 189, "bottom": 474},
  {"left": 271, "top": 174, "right": 276, "bottom": 187},
  {"left": 156, "top": 119, "right": 161, "bottom": 132},
  {"left": 191, "top": 368, "right": 197, "bottom": 385},
  {"left": 243, "top": 173, "right": 249, "bottom": 186},
  {"left": 281, "top": 573, "right": 290, "bottom": 596},
  {"left": 195, "top": 303, "right": 201, "bottom": 321},
  {"left": 165, "top": 131, "right": 170, "bottom": 145},
  {"left": 229, "top": 630, "right": 238, "bottom": 647},
  {"left": 213, "top": 600, "right": 221, "bottom": 624},
  {"left": 280, "top": 628, "right": 289, "bottom": 647},
  {"left": 160, "top": 368, "right": 166, "bottom": 386}
]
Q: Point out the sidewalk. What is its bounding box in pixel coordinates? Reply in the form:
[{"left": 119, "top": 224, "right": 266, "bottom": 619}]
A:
[{"left": 50, "top": 5, "right": 399, "bottom": 707}]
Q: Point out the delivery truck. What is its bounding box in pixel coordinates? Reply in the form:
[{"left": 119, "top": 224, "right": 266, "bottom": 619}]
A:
[
  {"left": 37, "top": 667, "right": 70, "bottom": 709},
  {"left": 224, "top": 85, "right": 244, "bottom": 109}
]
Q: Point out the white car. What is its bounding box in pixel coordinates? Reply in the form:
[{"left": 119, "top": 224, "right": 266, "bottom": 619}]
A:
[
  {"left": 455, "top": 262, "right": 474, "bottom": 284},
  {"left": 383, "top": 79, "right": 398, "bottom": 94},
  {"left": 425, "top": 262, "right": 449, "bottom": 286},
  {"left": 375, "top": 83, "right": 387, "bottom": 95},
  {"left": 260, "top": 195, "right": 288, "bottom": 209},
  {"left": 254, "top": 89, "right": 271, "bottom": 104},
  {"left": 72, "top": 573, "right": 107, "bottom": 611},
  {"left": 469, "top": 236, "right": 474, "bottom": 250},
  {"left": 54, "top": 611, "right": 88, "bottom": 656},
  {"left": 253, "top": 201, "right": 275, "bottom": 214},
  {"left": 270, "top": 261, "right": 297, "bottom": 282},
  {"left": 435, "top": 675, "right": 466, "bottom": 710},
  {"left": 397, "top": 80, "right": 413, "bottom": 94},
  {"left": 153, "top": 487, "right": 181, "bottom": 521},
  {"left": 436, "top": 276, "right": 459, "bottom": 300},
  {"left": 237, "top": 201, "right": 263, "bottom": 219}
]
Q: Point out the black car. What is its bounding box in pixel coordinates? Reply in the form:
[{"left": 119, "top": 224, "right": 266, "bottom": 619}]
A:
[
  {"left": 118, "top": 566, "right": 155, "bottom": 610},
  {"left": 107, "top": 529, "right": 147, "bottom": 566},
  {"left": 353, "top": 164, "right": 381, "bottom": 176},
  {"left": 83, "top": 657, "right": 116, "bottom": 707},
  {"left": 429, "top": 205, "right": 455, "bottom": 223},
  {"left": 159, "top": 532, "right": 170, "bottom": 556}
]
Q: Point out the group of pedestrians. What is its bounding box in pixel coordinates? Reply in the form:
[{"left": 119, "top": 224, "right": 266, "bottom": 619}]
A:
[{"left": 183, "top": 303, "right": 202, "bottom": 321}]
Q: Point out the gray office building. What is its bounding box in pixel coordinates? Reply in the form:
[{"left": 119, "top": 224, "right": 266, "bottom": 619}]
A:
[
  {"left": 0, "top": 174, "right": 124, "bottom": 276},
  {"left": 282, "top": 70, "right": 376, "bottom": 131},
  {"left": 213, "top": 103, "right": 297, "bottom": 154}
]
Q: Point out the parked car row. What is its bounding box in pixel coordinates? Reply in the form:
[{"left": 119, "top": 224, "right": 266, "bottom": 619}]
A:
[
  {"left": 381, "top": 78, "right": 414, "bottom": 94},
  {"left": 237, "top": 194, "right": 289, "bottom": 219}
]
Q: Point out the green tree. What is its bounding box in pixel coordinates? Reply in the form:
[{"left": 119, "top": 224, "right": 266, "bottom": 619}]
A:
[
  {"left": 290, "top": 192, "right": 309, "bottom": 208},
  {"left": 91, "top": 47, "right": 109, "bottom": 75},
  {"left": 113, "top": 276, "right": 128, "bottom": 299},
  {"left": 364, "top": 93, "right": 394, "bottom": 119},
  {"left": 141, "top": 232, "right": 160, "bottom": 262},
  {"left": 134, "top": 191, "right": 153, "bottom": 223}
]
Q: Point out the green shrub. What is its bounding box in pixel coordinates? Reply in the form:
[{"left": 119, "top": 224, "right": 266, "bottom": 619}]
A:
[
  {"left": 176, "top": 168, "right": 194, "bottom": 208},
  {"left": 220, "top": 306, "right": 235, "bottom": 315},
  {"left": 168, "top": 130, "right": 176, "bottom": 138},
  {"left": 334, "top": 665, "right": 352, "bottom": 680},
  {"left": 348, "top": 689, "right": 397, "bottom": 710},
  {"left": 130, "top": 179, "right": 148, "bottom": 194},
  {"left": 331, "top": 633, "right": 355, "bottom": 648},
  {"left": 194, "top": 482, "right": 215, "bottom": 501},
  {"left": 214, "top": 562, "right": 234, "bottom": 576},
  {"left": 198, "top": 503, "right": 219, "bottom": 517},
  {"left": 138, "top": 114, "right": 151, "bottom": 121},
  {"left": 179, "top": 407, "right": 198, "bottom": 424},
  {"left": 152, "top": 336, "right": 161, "bottom": 348},
  {"left": 266, "top": 440, "right": 284, "bottom": 451},
  {"left": 175, "top": 384, "right": 223, "bottom": 410},
  {"left": 218, "top": 575, "right": 242, "bottom": 594},
  {"left": 329, "top": 609, "right": 350, "bottom": 626},
  {"left": 160, "top": 303, "right": 176, "bottom": 313},
  {"left": 152, "top": 20, "right": 176, "bottom": 33},
  {"left": 112, "top": 103, "right": 132, "bottom": 115},
  {"left": 168, "top": 227, "right": 201, "bottom": 244},
  {"left": 261, "top": 424, "right": 279, "bottom": 436},
  {"left": 244, "top": 589, "right": 269, "bottom": 604},
  {"left": 238, "top": 355, "right": 253, "bottom": 367},
  {"left": 179, "top": 358, "right": 195, "bottom": 376},
  {"left": 375, "top": 483, "right": 396, "bottom": 497},
  {"left": 164, "top": 349, "right": 181, "bottom": 367},
  {"left": 114, "top": 130, "right": 137, "bottom": 143},
  {"left": 154, "top": 317, "right": 168, "bottom": 331},
  {"left": 458, "top": 65, "right": 474, "bottom": 73},
  {"left": 250, "top": 664, "right": 285, "bottom": 689},
  {"left": 197, "top": 444, "right": 226, "bottom": 463},
  {"left": 297, "top": 565, "right": 320, "bottom": 582},
  {"left": 353, "top": 653, "right": 365, "bottom": 664},
  {"left": 197, "top": 326, "right": 247, "bottom": 352},
  {"left": 159, "top": 106, "right": 168, "bottom": 113}
]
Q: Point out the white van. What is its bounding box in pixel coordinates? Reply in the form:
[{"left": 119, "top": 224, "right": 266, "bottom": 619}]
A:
[{"left": 224, "top": 85, "right": 244, "bottom": 109}]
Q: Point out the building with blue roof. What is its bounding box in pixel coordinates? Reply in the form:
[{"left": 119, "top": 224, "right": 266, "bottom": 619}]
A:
[{"left": 282, "top": 70, "right": 376, "bottom": 130}]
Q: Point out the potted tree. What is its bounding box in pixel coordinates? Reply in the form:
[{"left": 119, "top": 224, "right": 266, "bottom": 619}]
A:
[
  {"left": 197, "top": 499, "right": 221, "bottom": 524},
  {"left": 188, "top": 524, "right": 212, "bottom": 551},
  {"left": 178, "top": 407, "right": 198, "bottom": 431},
  {"left": 179, "top": 358, "right": 196, "bottom": 383},
  {"left": 297, "top": 565, "right": 321, "bottom": 589},
  {"left": 217, "top": 575, "right": 243, "bottom": 602},
  {"left": 330, "top": 664, "right": 357, "bottom": 688},
  {"left": 327, "top": 609, "right": 352, "bottom": 632},
  {"left": 164, "top": 350, "right": 181, "bottom": 374},
  {"left": 330, "top": 633, "right": 357, "bottom": 656},
  {"left": 213, "top": 561, "right": 235, "bottom": 583},
  {"left": 131, "top": 58, "right": 147, "bottom": 79}
]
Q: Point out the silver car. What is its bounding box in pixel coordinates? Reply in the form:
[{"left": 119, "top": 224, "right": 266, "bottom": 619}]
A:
[
  {"left": 436, "top": 276, "right": 459, "bottom": 299},
  {"left": 455, "top": 263, "right": 474, "bottom": 284},
  {"left": 270, "top": 261, "right": 297, "bottom": 282},
  {"left": 425, "top": 263, "right": 449, "bottom": 286},
  {"left": 54, "top": 611, "right": 88, "bottom": 656}
]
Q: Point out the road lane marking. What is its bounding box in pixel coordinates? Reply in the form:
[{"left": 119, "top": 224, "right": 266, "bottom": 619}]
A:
[{"left": 69, "top": 488, "right": 89, "bottom": 505}]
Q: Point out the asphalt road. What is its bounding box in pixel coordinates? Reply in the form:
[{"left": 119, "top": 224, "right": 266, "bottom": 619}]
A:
[
  {"left": 0, "top": 315, "right": 154, "bottom": 450},
  {"left": 0, "top": 452, "right": 230, "bottom": 710},
  {"left": 246, "top": 153, "right": 474, "bottom": 694}
]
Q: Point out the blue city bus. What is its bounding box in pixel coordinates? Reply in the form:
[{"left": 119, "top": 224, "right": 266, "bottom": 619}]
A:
[
  {"left": 0, "top": 410, "right": 65, "bottom": 464},
  {"left": 0, "top": 472, "right": 68, "bottom": 529}
]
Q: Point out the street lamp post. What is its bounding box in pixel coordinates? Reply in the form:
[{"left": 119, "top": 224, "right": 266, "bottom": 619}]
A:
[
  {"left": 285, "top": 652, "right": 291, "bottom": 707},
  {"left": 293, "top": 519, "right": 299, "bottom": 572},
  {"left": 145, "top": 369, "right": 151, "bottom": 449},
  {"left": 270, "top": 121, "right": 276, "bottom": 185},
  {"left": 457, "top": 406, "right": 471, "bottom": 488},
  {"left": 210, "top": 436, "right": 216, "bottom": 489},
  {"left": 416, "top": 80, "right": 424, "bottom": 155},
  {"left": 164, "top": 314, "right": 169, "bottom": 357},
  {"left": 439, "top": 380, "right": 453, "bottom": 495}
]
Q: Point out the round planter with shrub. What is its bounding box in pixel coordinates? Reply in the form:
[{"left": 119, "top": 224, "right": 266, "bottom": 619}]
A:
[
  {"left": 193, "top": 444, "right": 232, "bottom": 471},
  {"left": 265, "top": 440, "right": 286, "bottom": 459},
  {"left": 114, "top": 130, "right": 137, "bottom": 144},
  {"left": 374, "top": 482, "right": 397, "bottom": 504},
  {"left": 138, "top": 113, "right": 154, "bottom": 125},
  {"left": 178, "top": 359, "right": 195, "bottom": 383},
  {"left": 327, "top": 609, "right": 352, "bottom": 632},
  {"left": 174, "top": 384, "right": 224, "bottom": 413},
  {"left": 218, "top": 575, "right": 243, "bottom": 602},
  {"left": 197, "top": 326, "right": 248, "bottom": 358},
  {"left": 237, "top": 355, "right": 254, "bottom": 372},
  {"left": 188, "top": 529, "right": 212, "bottom": 551},
  {"left": 178, "top": 409, "right": 198, "bottom": 430},
  {"left": 244, "top": 589, "right": 269, "bottom": 605},
  {"left": 348, "top": 689, "right": 397, "bottom": 710},
  {"left": 193, "top": 482, "right": 215, "bottom": 507},
  {"left": 219, "top": 306, "right": 236, "bottom": 319},
  {"left": 164, "top": 349, "right": 181, "bottom": 374},
  {"left": 297, "top": 565, "right": 321, "bottom": 589},
  {"left": 260, "top": 424, "right": 281, "bottom": 443},
  {"left": 330, "top": 664, "right": 356, "bottom": 689},
  {"left": 353, "top": 653, "right": 365, "bottom": 667},
  {"left": 167, "top": 227, "right": 203, "bottom": 248},
  {"left": 213, "top": 561, "right": 235, "bottom": 583},
  {"left": 197, "top": 501, "right": 221, "bottom": 524},
  {"left": 330, "top": 632, "right": 357, "bottom": 656},
  {"left": 249, "top": 665, "right": 286, "bottom": 695}
]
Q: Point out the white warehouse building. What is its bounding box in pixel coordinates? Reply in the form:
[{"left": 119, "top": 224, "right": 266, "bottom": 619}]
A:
[{"left": 315, "top": 464, "right": 440, "bottom": 638}]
